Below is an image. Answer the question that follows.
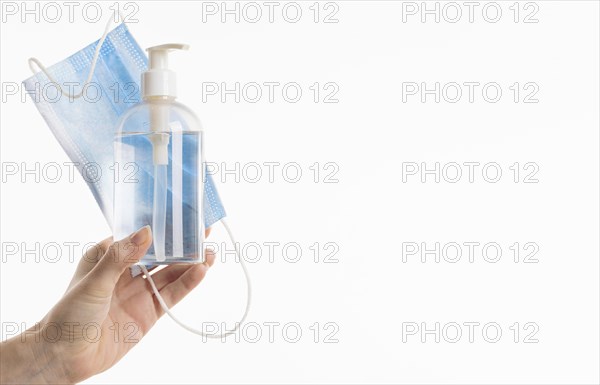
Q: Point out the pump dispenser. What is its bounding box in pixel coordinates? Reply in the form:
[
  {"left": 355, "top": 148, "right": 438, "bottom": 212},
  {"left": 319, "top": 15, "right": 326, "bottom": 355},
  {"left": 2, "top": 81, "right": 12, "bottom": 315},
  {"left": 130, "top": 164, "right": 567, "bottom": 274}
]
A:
[
  {"left": 143, "top": 44, "right": 188, "bottom": 165},
  {"left": 114, "top": 43, "right": 205, "bottom": 265}
]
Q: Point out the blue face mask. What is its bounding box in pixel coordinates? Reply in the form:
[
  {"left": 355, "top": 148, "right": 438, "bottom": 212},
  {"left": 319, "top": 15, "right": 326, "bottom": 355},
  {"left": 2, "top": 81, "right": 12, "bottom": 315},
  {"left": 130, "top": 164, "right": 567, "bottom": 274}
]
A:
[{"left": 22, "top": 23, "right": 226, "bottom": 232}]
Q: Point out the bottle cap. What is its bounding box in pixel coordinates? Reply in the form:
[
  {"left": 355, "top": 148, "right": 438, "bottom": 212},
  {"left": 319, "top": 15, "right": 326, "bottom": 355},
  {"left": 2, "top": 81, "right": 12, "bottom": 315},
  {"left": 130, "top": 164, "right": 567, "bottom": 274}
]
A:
[{"left": 141, "top": 43, "right": 189, "bottom": 99}]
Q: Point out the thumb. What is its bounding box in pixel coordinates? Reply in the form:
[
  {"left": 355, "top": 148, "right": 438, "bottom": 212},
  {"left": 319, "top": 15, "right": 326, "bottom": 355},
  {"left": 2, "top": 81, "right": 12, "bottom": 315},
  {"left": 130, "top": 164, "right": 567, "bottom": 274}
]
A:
[{"left": 87, "top": 225, "right": 152, "bottom": 295}]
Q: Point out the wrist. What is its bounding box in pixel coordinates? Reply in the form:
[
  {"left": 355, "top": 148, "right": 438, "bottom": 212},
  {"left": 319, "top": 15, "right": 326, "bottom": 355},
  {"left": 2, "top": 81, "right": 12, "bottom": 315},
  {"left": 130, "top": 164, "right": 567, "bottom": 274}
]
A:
[{"left": 1, "top": 326, "right": 72, "bottom": 385}]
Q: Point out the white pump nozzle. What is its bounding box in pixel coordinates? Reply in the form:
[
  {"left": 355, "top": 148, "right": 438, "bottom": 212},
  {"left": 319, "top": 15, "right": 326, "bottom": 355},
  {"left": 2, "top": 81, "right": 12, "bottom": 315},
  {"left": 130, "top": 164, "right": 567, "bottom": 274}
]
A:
[{"left": 142, "top": 43, "right": 189, "bottom": 99}]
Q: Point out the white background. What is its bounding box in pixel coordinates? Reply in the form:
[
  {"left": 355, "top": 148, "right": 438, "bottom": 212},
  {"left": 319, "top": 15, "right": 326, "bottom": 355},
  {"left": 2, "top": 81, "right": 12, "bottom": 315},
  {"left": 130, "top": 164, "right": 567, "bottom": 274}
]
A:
[{"left": 1, "top": 1, "right": 599, "bottom": 384}]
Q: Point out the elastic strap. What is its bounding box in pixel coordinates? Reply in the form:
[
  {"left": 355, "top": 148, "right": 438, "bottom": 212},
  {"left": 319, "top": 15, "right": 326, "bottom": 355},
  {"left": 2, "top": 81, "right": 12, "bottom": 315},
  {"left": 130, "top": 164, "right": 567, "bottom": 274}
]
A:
[
  {"left": 28, "top": 11, "right": 124, "bottom": 99},
  {"left": 141, "top": 219, "right": 252, "bottom": 338}
]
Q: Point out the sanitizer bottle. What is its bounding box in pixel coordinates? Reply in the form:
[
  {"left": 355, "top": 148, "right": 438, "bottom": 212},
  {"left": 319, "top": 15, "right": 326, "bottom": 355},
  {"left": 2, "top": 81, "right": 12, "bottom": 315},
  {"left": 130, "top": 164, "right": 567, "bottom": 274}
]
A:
[{"left": 114, "top": 44, "right": 204, "bottom": 265}]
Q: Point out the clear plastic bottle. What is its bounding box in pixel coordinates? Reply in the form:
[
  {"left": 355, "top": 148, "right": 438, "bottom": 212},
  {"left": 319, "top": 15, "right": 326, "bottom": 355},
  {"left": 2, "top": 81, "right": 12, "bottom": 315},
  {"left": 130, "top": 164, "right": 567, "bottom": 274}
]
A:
[{"left": 113, "top": 44, "right": 204, "bottom": 265}]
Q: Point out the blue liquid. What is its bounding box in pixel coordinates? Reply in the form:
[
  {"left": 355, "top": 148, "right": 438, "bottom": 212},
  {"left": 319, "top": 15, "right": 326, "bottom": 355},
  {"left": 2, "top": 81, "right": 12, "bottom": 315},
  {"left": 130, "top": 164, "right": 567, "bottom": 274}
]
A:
[{"left": 113, "top": 131, "right": 204, "bottom": 264}]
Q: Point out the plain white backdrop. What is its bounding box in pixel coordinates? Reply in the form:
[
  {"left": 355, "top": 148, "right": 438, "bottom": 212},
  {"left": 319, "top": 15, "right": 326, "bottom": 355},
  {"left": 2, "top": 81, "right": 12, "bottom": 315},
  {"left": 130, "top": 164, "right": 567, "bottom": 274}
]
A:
[{"left": 1, "top": 1, "right": 599, "bottom": 384}]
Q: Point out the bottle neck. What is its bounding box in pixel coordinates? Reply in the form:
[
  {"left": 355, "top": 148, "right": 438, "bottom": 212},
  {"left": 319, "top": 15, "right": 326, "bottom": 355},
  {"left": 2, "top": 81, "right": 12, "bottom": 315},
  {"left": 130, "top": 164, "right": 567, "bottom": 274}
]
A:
[{"left": 144, "top": 95, "right": 176, "bottom": 103}]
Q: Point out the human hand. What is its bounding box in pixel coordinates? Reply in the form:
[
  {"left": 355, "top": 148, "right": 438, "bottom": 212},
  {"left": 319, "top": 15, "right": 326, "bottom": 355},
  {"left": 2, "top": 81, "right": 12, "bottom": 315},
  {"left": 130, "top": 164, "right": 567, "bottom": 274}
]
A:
[{"left": 0, "top": 226, "right": 214, "bottom": 384}]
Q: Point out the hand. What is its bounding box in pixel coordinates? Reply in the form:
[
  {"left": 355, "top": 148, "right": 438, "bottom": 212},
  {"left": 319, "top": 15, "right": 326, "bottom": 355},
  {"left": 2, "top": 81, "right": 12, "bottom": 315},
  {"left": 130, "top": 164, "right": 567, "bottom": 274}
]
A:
[{"left": 0, "top": 226, "right": 214, "bottom": 384}]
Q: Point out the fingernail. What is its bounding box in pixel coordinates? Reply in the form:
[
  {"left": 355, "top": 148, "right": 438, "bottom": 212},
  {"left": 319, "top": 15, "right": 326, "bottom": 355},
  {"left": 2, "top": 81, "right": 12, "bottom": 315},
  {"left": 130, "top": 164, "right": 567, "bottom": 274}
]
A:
[{"left": 130, "top": 225, "right": 151, "bottom": 246}]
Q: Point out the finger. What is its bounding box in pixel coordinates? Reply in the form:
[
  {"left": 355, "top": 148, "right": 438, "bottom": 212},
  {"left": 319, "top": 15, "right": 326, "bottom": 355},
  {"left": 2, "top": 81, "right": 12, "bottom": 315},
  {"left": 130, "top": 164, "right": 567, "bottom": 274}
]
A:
[
  {"left": 205, "top": 227, "right": 211, "bottom": 238},
  {"left": 204, "top": 248, "right": 216, "bottom": 267},
  {"left": 149, "top": 265, "right": 195, "bottom": 292},
  {"left": 86, "top": 226, "right": 152, "bottom": 296},
  {"left": 150, "top": 250, "right": 216, "bottom": 316},
  {"left": 153, "top": 263, "right": 209, "bottom": 316},
  {"left": 148, "top": 249, "right": 215, "bottom": 291},
  {"left": 66, "top": 237, "right": 113, "bottom": 292}
]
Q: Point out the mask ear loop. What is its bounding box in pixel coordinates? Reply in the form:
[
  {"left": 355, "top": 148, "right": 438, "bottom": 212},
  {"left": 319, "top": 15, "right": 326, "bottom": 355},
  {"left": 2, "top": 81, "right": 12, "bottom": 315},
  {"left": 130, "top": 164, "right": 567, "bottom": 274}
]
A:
[
  {"left": 27, "top": 11, "right": 125, "bottom": 100},
  {"left": 140, "top": 219, "right": 252, "bottom": 339}
]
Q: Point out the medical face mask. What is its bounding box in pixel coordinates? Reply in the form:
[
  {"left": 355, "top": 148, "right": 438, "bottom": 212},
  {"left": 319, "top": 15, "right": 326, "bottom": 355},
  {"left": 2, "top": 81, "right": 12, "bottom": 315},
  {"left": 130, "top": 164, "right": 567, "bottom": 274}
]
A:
[
  {"left": 24, "top": 20, "right": 250, "bottom": 338},
  {"left": 23, "top": 23, "right": 225, "bottom": 232}
]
